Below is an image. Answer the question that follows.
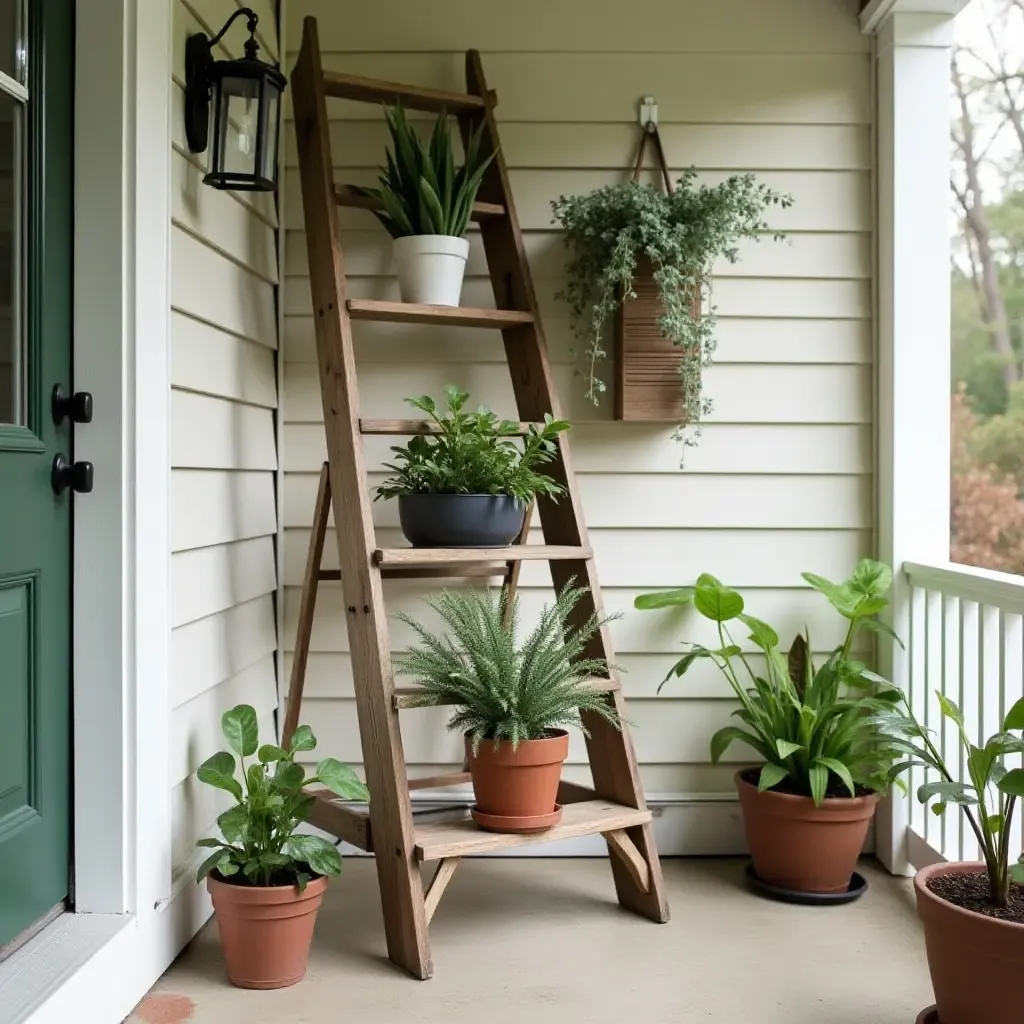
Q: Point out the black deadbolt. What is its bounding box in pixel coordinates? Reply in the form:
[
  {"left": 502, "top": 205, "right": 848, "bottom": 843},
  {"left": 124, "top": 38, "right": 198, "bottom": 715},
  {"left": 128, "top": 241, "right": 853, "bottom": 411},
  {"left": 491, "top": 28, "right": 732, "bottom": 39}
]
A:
[
  {"left": 52, "top": 384, "right": 94, "bottom": 425},
  {"left": 52, "top": 454, "right": 94, "bottom": 496}
]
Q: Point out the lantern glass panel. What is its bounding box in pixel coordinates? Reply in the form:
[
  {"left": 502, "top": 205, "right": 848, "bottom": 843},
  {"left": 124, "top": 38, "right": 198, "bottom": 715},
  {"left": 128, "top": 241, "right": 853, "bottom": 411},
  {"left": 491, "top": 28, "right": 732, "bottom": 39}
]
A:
[
  {"left": 214, "top": 73, "right": 261, "bottom": 181},
  {"left": 260, "top": 84, "right": 280, "bottom": 185}
]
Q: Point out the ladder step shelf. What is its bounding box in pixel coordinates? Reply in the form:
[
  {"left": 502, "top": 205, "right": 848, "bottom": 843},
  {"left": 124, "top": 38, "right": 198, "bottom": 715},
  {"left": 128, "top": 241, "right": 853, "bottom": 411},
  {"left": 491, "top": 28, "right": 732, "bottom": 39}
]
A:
[
  {"left": 347, "top": 299, "right": 533, "bottom": 329},
  {"left": 360, "top": 418, "right": 537, "bottom": 436},
  {"left": 393, "top": 677, "right": 620, "bottom": 710},
  {"left": 335, "top": 185, "right": 505, "bottom": 222},
  {"left": 322, "top": 70, "right": 487, "bottom": 113},
  {"left": 373, "top": 545, "right": 591, "bottom": 567}
]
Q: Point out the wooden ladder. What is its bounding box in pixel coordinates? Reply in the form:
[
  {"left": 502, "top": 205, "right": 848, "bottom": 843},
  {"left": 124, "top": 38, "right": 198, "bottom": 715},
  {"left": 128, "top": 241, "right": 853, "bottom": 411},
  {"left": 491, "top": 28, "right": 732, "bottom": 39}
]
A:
[{"left": 287, "top": 15, "right": 669, "bottom": 979}]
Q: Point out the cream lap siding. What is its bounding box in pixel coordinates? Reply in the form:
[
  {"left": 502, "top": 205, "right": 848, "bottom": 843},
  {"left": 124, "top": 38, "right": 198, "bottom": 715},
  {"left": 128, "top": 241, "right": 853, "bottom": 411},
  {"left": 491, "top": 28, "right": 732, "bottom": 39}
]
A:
[
  {"left": 169, "top": 0, "right": 281, "bottom": 883},
  {"left": 281, "top": 0, "right": 871, "bottom": 849}
]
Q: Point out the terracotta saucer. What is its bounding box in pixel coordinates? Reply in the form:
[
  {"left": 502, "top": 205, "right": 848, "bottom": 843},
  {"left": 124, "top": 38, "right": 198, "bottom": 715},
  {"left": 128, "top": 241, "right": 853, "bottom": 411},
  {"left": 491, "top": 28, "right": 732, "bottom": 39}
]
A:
[
  {"left": 470, "top": 804, "right": 563, "bottom": 834},
  {"left": 915, "top": 1009, "right": 938, "bottom": 1024}
]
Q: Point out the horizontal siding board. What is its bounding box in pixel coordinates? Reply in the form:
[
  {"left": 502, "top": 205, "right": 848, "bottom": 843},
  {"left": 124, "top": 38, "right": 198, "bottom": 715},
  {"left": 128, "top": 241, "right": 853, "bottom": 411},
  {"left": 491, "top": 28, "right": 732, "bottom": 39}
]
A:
[
  {"left": 285, "top": 229, "right": 871, "bottom": 281},
  {"left": 170, "top": 655, "right": 278, "bottom": 786},
  {"left": 284, "top": 122, "right": 872, "bottom": 172},
  {"left": 171, "top": 595, "right": 278, "bottom": 709},
  {"left": 283, "top": 472, "right": 871, "bottom": 530},
  {"left": 172, "top": 536, "right": 277, "bottom": 628},
  {"left": 282, "top": 362, "right": 871, "bottom": 426},
  {"left": 171, "top": 469, "right": 278, "bottom": 552},
  {"left": 282, "top": 316, "right": 871, "bottom": 366},
  {"left": 285, "top": 170, "right": 870, "bottom": 234},
  {"left": 284, "top": 421, "right": 872, "bottom": 475},
  {"left": 172, "top": 313, "right": 277, "bottom": 407},
  {"left": 290, "top": 53, "right": 870, "bottom": 123},
  {"left": 289, "top": 0, "right": 868, "bottom": 53},
  {"left": 172, "top": 391, "right": 277, "bottom": 470},
  {"left": 283, "top": 527, "right": 870, "bottom": 589},
  {"left": 171, "top": 150, "right": 278, "bottom": 283},
  {"left": 172, "top": 228, "right": 277, "bottom": 348}
]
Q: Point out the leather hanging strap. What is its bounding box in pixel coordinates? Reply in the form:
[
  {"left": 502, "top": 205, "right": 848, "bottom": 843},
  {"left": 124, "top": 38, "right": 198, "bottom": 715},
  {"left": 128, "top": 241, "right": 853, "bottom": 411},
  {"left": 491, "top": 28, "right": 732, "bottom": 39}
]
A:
[{"left": 631, "top": 122, "right": 672, "bottom": 193}]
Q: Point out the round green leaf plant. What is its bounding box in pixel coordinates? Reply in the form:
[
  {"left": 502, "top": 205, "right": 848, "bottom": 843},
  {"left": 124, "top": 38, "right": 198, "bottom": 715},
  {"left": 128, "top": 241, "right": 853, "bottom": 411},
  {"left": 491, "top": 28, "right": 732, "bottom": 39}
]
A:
[
  {"left": 635, "top": 560, "right": 908, "bottom": 805},
  {"left": 374, "top": 384, "right": 570, "bottom": 503},
  {"left": 551, "top": 173, "right": 792, "bottom": 443},
  {"left": 195, "top": 704, "right": 369, "bottom": 889}
]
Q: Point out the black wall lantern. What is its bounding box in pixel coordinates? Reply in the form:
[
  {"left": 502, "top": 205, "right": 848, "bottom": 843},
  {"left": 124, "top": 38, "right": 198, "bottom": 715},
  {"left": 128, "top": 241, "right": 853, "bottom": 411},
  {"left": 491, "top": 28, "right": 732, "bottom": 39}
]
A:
[{"left": 184, "top": 8, "right": 286, "bottom": 192}]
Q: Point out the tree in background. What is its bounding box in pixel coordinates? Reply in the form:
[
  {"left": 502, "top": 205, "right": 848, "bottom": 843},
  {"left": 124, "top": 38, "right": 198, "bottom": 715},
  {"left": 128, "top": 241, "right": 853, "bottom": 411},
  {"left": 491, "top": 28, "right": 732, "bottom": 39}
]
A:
[{"left": 951, "top": 0, "right": 1024, "bottom": 573}]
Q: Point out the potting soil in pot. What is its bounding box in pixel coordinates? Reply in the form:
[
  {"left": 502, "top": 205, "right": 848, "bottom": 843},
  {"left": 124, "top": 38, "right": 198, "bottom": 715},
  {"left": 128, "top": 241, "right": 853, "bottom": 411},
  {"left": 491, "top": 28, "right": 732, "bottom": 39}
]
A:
[{"left": 927, "top": 873, "right": 1024, "bottom": 923}]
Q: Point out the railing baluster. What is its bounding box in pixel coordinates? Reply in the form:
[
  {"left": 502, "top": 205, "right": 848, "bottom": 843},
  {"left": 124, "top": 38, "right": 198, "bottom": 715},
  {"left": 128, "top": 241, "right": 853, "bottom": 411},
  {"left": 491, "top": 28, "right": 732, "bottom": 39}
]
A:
[
  {"left": 941, "top": 592, "right": 961, "bottom": 860},
  {"left": 924, "top": 589, "right": 943, "bottom": 852},
  {"left": 910, "top": 586, "right": 928, "bottom": 843},
  {"left": 1003, "top": 611, "right": 1024, "bottom": 863},
  {"left": 960, "top": 600, "right": 981, "bottom": 863}
]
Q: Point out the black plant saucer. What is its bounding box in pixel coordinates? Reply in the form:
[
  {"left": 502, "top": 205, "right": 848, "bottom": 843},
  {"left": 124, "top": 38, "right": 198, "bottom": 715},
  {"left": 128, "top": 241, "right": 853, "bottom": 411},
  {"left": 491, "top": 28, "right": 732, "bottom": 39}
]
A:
[{"left": 743, "top": 863, "right": 868, "bottom": 905}]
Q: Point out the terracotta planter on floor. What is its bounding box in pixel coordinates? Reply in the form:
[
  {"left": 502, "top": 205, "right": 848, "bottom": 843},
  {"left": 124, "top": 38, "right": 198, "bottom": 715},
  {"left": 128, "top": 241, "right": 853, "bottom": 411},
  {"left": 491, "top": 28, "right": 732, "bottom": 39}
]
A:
[
  {"left": 915, "top": 862, "right": 1024, "bottom": 1024},
  {"left": 467, "top": 730, "right": 569, "bottom": 833},
  {"left": 208, "top": 873, "right": 328, "bottom": 989},
  {"left": 735, "top": 769, "right": 879, "bottom": 893}
]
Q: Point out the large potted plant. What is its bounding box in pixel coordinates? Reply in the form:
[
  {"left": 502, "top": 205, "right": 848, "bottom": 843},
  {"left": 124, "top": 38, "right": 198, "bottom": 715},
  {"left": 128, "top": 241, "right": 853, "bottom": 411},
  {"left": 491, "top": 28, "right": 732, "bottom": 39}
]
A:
[
  {"left": 635, "top": 560, "right": 905, "bottom": 899},
  {"left": 393, "top": 582, "right": 620, "bottom": 833},
  {"left": 353, "top": 104, "right": 494, "bottom": 306},
  {"left": 375, "top": 384, "right": 569, "bottom": 548},
  {"left": 195, "top": 705, "right": 369, "bottom": 989},
  {"left": 551, "top": 172, "right": 790, "bottom": 438},
  {"left": 888, "top": 692, "right": 1024, "bottom": 1024}
]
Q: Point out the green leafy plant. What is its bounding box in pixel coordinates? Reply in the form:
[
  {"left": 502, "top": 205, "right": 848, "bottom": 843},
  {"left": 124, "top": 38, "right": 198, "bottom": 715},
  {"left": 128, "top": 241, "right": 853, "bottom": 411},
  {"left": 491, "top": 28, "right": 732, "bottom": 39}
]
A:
[
  {"left": 889, "top": 692, "right": 1024, "bottom": 908},
  {"left": 352, "top": 104, "right": 495, "bottom": 238},
  {"left": 374, "top": 384, "right": 570, "bottom": 503},
  {"left": 195, "top": 705, "right": 369, "bottom": 889},
  {"left": 634, "top": 560, "right": 907, "bottom": 805},
  {"left": 551, "top": 174, "right": 791, "bottom": 441},
  {"left": 392, "top": 582, "right": 621, "bottom": 752}
]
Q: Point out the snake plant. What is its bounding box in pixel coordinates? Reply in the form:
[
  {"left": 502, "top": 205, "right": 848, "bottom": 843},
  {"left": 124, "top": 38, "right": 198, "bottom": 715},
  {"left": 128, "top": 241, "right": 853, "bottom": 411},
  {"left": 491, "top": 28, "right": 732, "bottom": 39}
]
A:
[{"left": 353, "top": 104, "right": 495, "bottom": 238}]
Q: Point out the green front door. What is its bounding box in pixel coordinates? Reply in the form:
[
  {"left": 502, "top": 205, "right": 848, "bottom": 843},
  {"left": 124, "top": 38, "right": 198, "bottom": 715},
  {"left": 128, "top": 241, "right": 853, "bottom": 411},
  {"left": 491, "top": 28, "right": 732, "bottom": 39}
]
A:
[{"left": 0, "top": 0, "right": 74, "bottom": 951}]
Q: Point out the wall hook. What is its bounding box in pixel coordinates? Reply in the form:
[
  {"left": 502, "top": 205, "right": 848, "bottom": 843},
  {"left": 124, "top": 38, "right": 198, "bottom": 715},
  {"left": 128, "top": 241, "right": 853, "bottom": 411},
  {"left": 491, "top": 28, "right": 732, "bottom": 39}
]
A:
[{"left": 640, "top": 95, "right": 658, "bottom": 133}]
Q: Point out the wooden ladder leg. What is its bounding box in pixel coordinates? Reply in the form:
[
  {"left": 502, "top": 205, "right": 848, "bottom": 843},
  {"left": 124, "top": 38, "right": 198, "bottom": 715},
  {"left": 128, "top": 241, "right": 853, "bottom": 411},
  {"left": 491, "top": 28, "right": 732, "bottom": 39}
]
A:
[
  {"left": 292, "top": 18, "right": 432, "bottom": 978},
  {"left": 282, "top": 462, "right": 331, "bottom": 749}
]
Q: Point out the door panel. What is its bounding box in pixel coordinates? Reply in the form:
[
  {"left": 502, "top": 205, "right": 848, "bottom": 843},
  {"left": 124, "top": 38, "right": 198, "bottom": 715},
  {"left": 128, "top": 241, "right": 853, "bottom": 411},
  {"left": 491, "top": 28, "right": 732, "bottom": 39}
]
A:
[{"left": 0, "top": 0, "right": 73, "bottom": 950}]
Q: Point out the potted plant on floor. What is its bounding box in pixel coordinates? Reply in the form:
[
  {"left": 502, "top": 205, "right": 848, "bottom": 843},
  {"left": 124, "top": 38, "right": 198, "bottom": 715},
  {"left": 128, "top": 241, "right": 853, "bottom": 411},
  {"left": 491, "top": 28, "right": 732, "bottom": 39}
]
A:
[
  {"left": 635, "top": 560, "right": 906, "bottom": 900},
  {"left": 195, "top": 705, "right": 369, "bottom": 989},
  {"left": 393, "top": 582, "right": 621, "bottom": 833},
  {"left": 887, "top": 692, "right": 1024, "bottom": 1024},
  {"left": 375, "top": 384, "right": 570, "bottom": 548},
  {"left": 551, "top": 171, "right": 790, "bottom": 439},
  {"left": 353, "top": 103, "right": 495, "bottom": 306}
]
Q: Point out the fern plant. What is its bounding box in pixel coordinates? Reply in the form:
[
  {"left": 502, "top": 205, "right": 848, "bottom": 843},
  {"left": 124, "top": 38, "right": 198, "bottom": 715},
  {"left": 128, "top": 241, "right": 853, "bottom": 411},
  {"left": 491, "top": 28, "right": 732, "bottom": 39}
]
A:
[
  {"left": 353, "top": 104, "right": 495, "bottom": 238},
  {"left": 392, "top": 583, "right": 621, "bottom": 751}
]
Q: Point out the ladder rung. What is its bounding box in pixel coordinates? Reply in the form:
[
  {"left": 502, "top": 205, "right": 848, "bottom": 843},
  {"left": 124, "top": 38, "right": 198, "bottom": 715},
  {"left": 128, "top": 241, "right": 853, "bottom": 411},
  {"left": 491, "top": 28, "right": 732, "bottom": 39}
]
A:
[
  {"left": 318, "top": 565, "right": 512, "bottom": 581},
  {"left": 408, "top": 771, "right": 472, "bottom": 791},
  {"left": 393, "top": 677, "right": 620, "bottom": 710},
  {"left": 304, "top": 789, "right": 372, "bottom": 851},
  {"left": 335, "top": 185, "right": 505, "bottom": 222},
  {"left": 322, "top": 70, "right": 487, "bottom": 113},
  {"left": 347, "top": 299, "right": 534, "bottom": 330},
  {"left": 360, "top": 418, "right": 537, "bottom": 436},
  {"left": 374, "top": 545, "right": 592, "bottom": 568},
  {"left": 413, "top": 799, "right": 652, "bottom": 861}
]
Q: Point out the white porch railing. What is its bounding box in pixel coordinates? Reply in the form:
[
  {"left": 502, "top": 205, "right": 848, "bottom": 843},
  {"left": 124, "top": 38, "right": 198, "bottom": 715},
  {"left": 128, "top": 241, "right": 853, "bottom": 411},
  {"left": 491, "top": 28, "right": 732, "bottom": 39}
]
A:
[{"left": 901, "top": 562, "right": 1024, "bottom": 868}]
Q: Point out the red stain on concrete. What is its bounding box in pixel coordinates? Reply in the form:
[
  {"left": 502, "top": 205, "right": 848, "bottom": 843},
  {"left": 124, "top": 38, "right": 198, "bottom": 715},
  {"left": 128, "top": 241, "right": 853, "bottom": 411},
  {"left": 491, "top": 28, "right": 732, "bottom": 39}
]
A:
[{"left": 130, "top": 993, "right": 196, "bottom": 1024}]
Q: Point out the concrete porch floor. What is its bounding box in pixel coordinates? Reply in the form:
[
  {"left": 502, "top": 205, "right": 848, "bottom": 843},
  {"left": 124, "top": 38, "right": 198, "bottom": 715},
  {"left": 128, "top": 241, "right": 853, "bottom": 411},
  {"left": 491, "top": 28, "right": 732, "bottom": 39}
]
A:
[{"left": 130, "top": 858, "right": 933, "bottom": 1024}]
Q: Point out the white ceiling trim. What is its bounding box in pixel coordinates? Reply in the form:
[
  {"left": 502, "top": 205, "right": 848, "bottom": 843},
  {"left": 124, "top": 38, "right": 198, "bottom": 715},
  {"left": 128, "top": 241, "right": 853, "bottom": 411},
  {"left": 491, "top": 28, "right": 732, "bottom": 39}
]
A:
[{"left": 860, "top": 0, "right": 976, "bottom": 33}]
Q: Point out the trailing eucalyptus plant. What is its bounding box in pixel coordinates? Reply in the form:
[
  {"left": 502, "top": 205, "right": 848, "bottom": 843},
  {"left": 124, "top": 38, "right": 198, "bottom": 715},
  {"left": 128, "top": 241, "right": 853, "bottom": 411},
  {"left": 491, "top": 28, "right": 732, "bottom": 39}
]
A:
[
  {"left": 375, "top": 385, "right": 569, "bottom": 502},
  {"left": 551, "top": 173, "right": 791, "bottom": 442},
  {"left": 195, "top": 705, "right": 369, "bottom": 889},
  {"left": 353, "top": 103, "right": 495, "bottom": 238},
  {"left": 393, "top": 582, "right": 621, "bottom": 752},
  {"left": 635, "top": 560, "right": 907, "bottom": 805}
]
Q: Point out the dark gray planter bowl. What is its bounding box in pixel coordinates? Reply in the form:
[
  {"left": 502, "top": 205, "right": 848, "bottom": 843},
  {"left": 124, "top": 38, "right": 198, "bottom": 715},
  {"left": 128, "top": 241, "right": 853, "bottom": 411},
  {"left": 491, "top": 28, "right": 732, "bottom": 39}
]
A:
[{"left": 398, "top": 493, "right": 527, "bottom": 548}]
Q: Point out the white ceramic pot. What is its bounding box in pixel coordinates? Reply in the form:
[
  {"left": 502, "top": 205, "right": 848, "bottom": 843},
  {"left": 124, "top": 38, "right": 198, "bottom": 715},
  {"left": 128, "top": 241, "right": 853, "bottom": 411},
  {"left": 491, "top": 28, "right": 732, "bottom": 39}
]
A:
[{"left": 392, "top": 234, "right": 470, "bottom": 306}]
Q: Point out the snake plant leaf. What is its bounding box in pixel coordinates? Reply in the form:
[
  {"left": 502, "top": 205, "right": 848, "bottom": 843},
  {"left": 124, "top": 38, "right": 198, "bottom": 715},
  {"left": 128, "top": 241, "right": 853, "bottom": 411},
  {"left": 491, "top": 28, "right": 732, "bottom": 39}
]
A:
[{"left": 418, "top": 177, "right": 447, "bottom": 234}]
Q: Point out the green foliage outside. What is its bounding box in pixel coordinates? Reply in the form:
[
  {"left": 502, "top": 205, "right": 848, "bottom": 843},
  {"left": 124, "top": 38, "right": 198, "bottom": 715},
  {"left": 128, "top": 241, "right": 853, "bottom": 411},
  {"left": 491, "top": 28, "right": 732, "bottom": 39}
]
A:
[{"left": 195, "top": 705, "right": 369, "bottom": 889}]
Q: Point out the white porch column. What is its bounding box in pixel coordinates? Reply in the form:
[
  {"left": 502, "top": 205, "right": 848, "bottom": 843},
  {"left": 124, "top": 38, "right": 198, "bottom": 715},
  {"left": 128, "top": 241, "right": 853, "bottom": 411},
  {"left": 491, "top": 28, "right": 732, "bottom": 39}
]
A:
[{"left": 866, "top": 4, "right": 958, "bottom": 874}]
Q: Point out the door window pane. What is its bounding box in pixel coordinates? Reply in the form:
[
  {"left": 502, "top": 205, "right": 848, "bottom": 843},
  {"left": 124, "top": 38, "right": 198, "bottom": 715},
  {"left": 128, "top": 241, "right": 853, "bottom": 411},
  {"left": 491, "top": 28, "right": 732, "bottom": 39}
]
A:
[
  {"left": 0, "top": 90, "right": 23, "bottom": 424},
  {"left": 0, "top": 1, "right": 26, "bottom": 86}
]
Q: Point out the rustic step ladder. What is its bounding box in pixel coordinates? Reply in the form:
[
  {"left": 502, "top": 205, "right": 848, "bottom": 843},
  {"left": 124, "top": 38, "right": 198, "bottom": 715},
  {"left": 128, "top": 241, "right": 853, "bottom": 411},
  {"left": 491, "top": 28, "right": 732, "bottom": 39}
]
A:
[{"left": 287, "top": 15, "right": 669, "bottom": 979}]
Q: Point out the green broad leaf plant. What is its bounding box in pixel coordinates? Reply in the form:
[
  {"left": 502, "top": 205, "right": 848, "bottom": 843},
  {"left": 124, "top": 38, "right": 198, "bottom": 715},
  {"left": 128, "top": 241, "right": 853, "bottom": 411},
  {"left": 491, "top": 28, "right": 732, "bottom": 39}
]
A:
[
  {"left": 352, "top": 103, "right": 495, "bottom": 238},
  {"left": 392, "top": 582, "right": 622, "bottom": 753},
  {"left": 195, "top": 705, "right": 369, "bottom": 890},
  {"left": 634, "top": 560, "right": 907, "bottom": 806},
  {"left": 374, "top": 384, "right": 570, "bottom": 503},
  {"left": 551, "top": 174, "right": 791, "bottom": 445},
  {"left": 888, "top": 692, "right": 1024, "bottom": 908}
]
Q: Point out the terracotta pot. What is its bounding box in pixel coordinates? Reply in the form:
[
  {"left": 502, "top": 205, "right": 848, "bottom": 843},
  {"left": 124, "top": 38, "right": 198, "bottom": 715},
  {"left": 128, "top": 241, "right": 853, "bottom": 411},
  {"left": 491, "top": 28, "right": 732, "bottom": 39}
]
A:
[
  {"left": 208, "top": 873, "right": 327, "bottom": 989},
  {"left": 735, "top": 769, "right": 879, "bottom": 893},
  {"left": 915, "top": 862, "right": 1024, "bottom": 1024},
  {"left": 467, "top": 730, "right": 569, "bottom": 831}
]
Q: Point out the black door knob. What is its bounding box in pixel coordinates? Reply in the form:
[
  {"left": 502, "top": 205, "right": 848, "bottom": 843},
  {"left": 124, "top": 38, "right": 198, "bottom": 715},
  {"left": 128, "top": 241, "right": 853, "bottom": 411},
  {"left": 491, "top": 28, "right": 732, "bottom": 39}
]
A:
[
  {"left": 51, "top": 454, "right": 94, "bottom": 496},
  {"left": 51, "top": 384, "right": 94, "bottom": 425}
]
